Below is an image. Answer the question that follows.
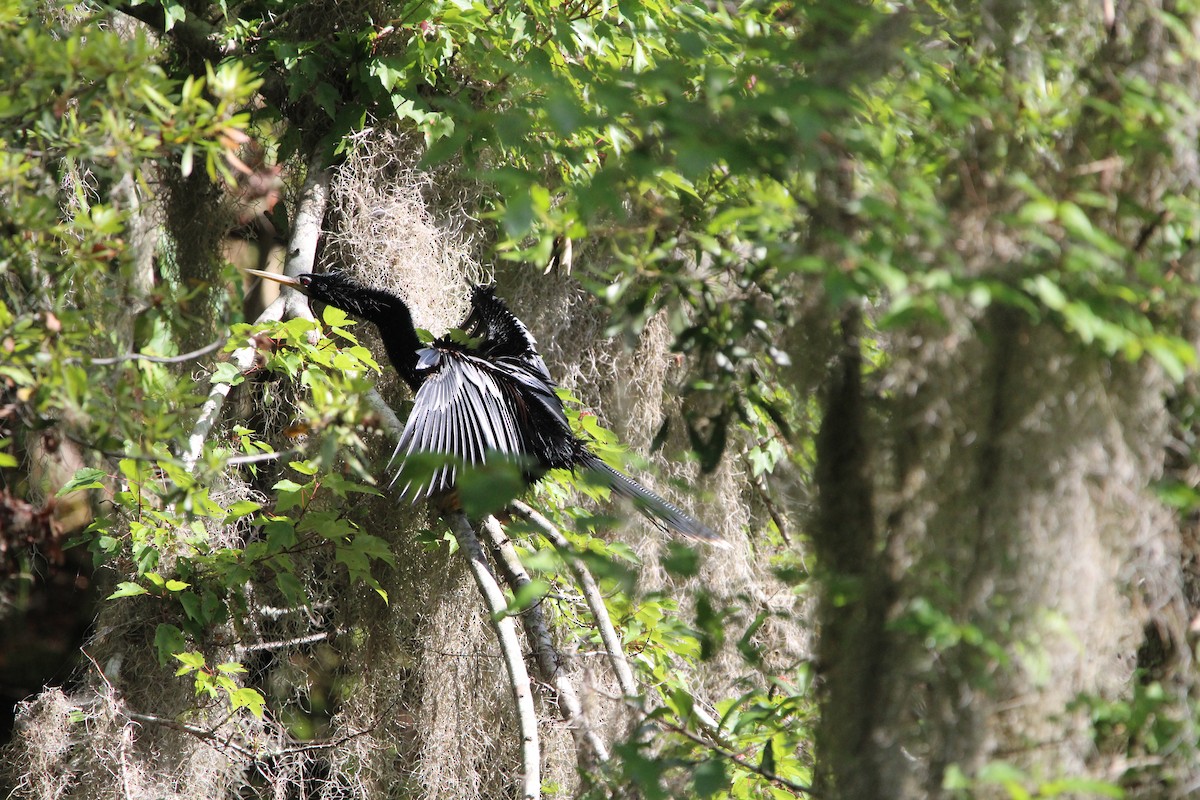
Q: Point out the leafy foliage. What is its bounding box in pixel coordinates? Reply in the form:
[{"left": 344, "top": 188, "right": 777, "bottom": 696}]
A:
[{"left": 4, "top": 0, "right": 1200, "bottom": 797}]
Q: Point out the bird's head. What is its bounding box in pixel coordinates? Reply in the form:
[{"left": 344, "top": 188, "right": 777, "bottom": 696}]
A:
[{"left": 242, "top": 268, "right": 399, "bottom": 320}]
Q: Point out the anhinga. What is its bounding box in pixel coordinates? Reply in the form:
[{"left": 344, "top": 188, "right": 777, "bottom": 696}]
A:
[{"left": 244, "top": 269, "right": 725, "bottom": 546}]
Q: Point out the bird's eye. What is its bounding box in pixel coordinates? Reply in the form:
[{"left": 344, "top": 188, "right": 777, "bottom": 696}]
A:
[{"left": 299, "top": 275, "right": 312, "bottom": 287}]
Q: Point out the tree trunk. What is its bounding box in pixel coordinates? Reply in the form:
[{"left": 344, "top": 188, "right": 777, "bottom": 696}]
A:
[{"left": 811, "top": 3, "right": 1198, "bottom": 796}]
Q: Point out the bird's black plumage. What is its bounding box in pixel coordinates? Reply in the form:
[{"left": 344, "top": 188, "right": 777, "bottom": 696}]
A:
[{"left": 246, "top": 269, "right": 725, "bottom": 546}]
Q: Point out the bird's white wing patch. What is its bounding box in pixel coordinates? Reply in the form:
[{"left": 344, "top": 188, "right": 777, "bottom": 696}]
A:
[{"left": 389, "top": 350, "right": 525, "bottom": 500}]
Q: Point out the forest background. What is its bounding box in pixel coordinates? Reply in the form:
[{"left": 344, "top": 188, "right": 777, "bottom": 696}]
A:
[{"left": 3, "top": 1, "right": 1200, "bottom": 798}]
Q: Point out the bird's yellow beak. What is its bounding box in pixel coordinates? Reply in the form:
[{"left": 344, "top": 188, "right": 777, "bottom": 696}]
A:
[{"left": 241, "top": 268, "right": 305, "bottom": 291}]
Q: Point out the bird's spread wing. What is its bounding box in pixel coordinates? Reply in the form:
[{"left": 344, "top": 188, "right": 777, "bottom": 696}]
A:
[
  {"left": 389, "top": 347, "right": 528, "bottom": 499},
  {"left": 463, "top": 285, "right": 555, "bottom": 385}
]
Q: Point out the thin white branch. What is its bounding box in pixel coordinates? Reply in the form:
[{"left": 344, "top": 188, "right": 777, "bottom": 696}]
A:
[
  {"left": 181, "top": 343, "right": 257, "bottom": 471},
  {"left": 234, "top": 631, "right": 331, "bottom": 655},
  {"left": 281, "top": 158, "right": 330, "bottom": 322},
  {"left": 365, "top": 386, "right": 405, "bottom": 435},
  {"left": 82, "top": 336, "right": 227, "bottom": 366},
  {"left": 446, "top": 511, "right": 541, "bottom": 800},
  {"left": 482, "top": 515, "right": 610, "bottom": 765},
  {"left": 180, "top": 161, "right": 330, "bottom": 471},
  {"left": 509, "top": 500, "right": 638, "bottom": 698}
]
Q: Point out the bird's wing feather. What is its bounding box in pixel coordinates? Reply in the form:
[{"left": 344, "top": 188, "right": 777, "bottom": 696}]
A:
[
  {"left": 491, "top": 355, "right": 570, "bottom": 429},
  {"left": 389, "top": 348, "right": 527, "bottom": 499}
]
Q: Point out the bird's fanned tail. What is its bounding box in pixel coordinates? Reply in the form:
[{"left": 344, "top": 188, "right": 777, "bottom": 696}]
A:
[{"left": 580, "top": 454, "right": 729, "bottom": 548}]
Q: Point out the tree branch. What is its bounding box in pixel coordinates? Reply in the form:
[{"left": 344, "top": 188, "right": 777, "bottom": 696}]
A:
[
  {"left": 641, "top": 702, "right": 819, "bottom": 797},
  {"left": 180, "top": 345, "right": 256, "bottom": 471},
  {"left": 280, "top": 161, "right": 330, "bottom": 321},
  {"left": 126, "top": 711, "right": 258, "bottom": 759},
  {"left": 181, "top": 160, "right": 329, "bottom": 471},
  {"left": 83, "top": 337, "right": 228, "bottom": 366},
  {"left": 481, "top": 514, "right": 610, "bottom": 766},
  {"left": 509, "top": 500, "right": 639, "bottom": 698},
  {"left": 445, "top": 511, "right": 541, "bottom": 800},
  {"left": 114, "top": 4, "right": 290, "bottom": 111}
]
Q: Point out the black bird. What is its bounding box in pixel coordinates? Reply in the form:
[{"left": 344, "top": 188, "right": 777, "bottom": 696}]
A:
[{"left": 244, "top": 269, "right": 726, "bottom": 546}]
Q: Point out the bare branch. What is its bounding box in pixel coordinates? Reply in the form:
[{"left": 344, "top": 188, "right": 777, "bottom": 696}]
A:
[
  {"left": 125, "top": 709, "right": 385, "bottom": 761},
  {"left": 83, "top": 337, "right": 228, "bottom": 366},
  {"left": 180, "top": 344, "right": 257, "bottom": 471},
  {"left": 281, "top": 160, "right": 330, "bottom": 322},
  {"left": 181, "top": 160, "right": 330, "bottom": 471},
  {"left": 445, "top": 511, "right": 541, "bottom": 800},
  {"left": 364, "top": 386, "right": 405, "bottom": 435},
  {"left": 225, "top": 448, "right": 300, "bottom": 466},
  {"left": 643, "top": 703, "right": 819, "bottom": 797},
  {"left": 509, "top": 500, "right": 638, "bottom": 698},
  {"left": 126, "top": 711, "right": 258, "bottom": 759},
  {"left": 234, "top": 631, "right": 331, "bottom": 654},
  {"left": 481, "top": 515, "right": 610, "bottom": 766}
]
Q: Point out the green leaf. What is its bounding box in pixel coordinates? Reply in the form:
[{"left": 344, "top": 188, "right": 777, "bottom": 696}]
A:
[
  {"left": 265, "top": 518, "right": 298, "bottom": 551},
  {"left": 694, "top": 593, "right": 725, "bottom": 661},
  {"left": 1017, "top": 200, "right": 1057, "bottom": 225},
  {"left": 692, "top": 759, "right": 729, "bottom": 798},
  {"left": 275, "top": 571, "right": 308, "bottom": 606},
  {"left": 230, "top": 687, "right": 266, "bottom": 718},
  {"left": 503, "top": 191, "right": 536, "bottom": 238},
  {"left": 1155, "top": 480, "right": 1200, "bottom": 510},
  {"left": 1056, "top": 201, "right": 1093, "bottom": 239},
  {"left": 57, "top": 467, "right": 108, "bottom": 496},
  {"left": 661, "top": 542, "right": 700, "bottom": 578},
  {"left": 211, "top": 361, "right": 245, "bottom": 386},
  {"left": 760, "top": 736, "right": 777, "bottom": 774},
  {"left": 288, "top": 459, "right": 319, "bottom": 476},
  {"left": 458, "top": 459, "right": 528, "bottom": 518},
  {"left": 178, "top": 591, "right": 203, "bottom": 623},
  {"left": 173, "top": 651, "right": 207, "bottom": 671},
  {"left": 154, "top": 624, "right": 187, "bottom": 665},
  {"left": 507, "top": 578, "right": 550, "bottom": 616},
  {"left": 321, "top": 305, "right": 350, "bottom": 327},
  {"left": 162, "top": 0, "right": 186, "bottom": 31},
  {"left": 1038, "top": 777, "right": 1123, "bottom": 798},
  {"left": 225, "top": 500, "right": 262, "bottom": 520},
  {"left": 107, "top": 582, "right": 149, "bottom": 599},
  {"left": 1145, "top": 335, "right": 1195, "bottom": 383}
]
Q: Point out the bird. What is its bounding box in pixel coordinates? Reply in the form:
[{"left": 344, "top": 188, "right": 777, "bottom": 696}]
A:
[{"left": 242, "top": 268, "right": 726, "bottom": 546}]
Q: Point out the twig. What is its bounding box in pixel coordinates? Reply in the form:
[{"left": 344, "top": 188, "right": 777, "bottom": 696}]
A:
[
  {"left": 125, "top": 708, "right": 384, "bottom": 760},
  {"left": 256, "top": 602, "right": 333, "bottom": 619},
  {"left": 446, "top": 511, "right": 541, "bottom": 800},
  {"left": 63, "top": 432, "right": 164, "bottom": 464},
  {"left": 614, "top": 695, "right": 818, "bottom": 797},
  {"left": 509, "top": 500, "right": 638, "bottom": 698},
  {"left": 481, "top": 515, "right": 610, "bottom": 765},
  {"left": 225, "top": 448, "right": 299, "bottom": 466},
  {"left": 651, "top": 708, "right": 818, "bottom": 797},
  {"left": 747, "top": 470, "right": 792, "bottom": 546},
  {"left": 64, "top": 432, "right": 293, "bottom": 470},
  {"left": 126, "top": 710, "right": 259, "bottom": 759},
  {"left": 82, "top": 337, "right": 227, "bottom": 366},
  {"left": 235, "top": 631, "right": 330, "bottom": 654}
]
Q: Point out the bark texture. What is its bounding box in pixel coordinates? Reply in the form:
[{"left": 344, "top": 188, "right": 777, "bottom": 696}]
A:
[{"left": 809, "top": 2, "right": 1200, "bottom": 795}]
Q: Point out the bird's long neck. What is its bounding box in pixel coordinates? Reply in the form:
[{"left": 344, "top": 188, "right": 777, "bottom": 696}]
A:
[
  {"left": 335, "top": 286, "right": 424, "bottom": 391},
  {"left": 374, "top": 309, "right": 423, "bottom": 391}
]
